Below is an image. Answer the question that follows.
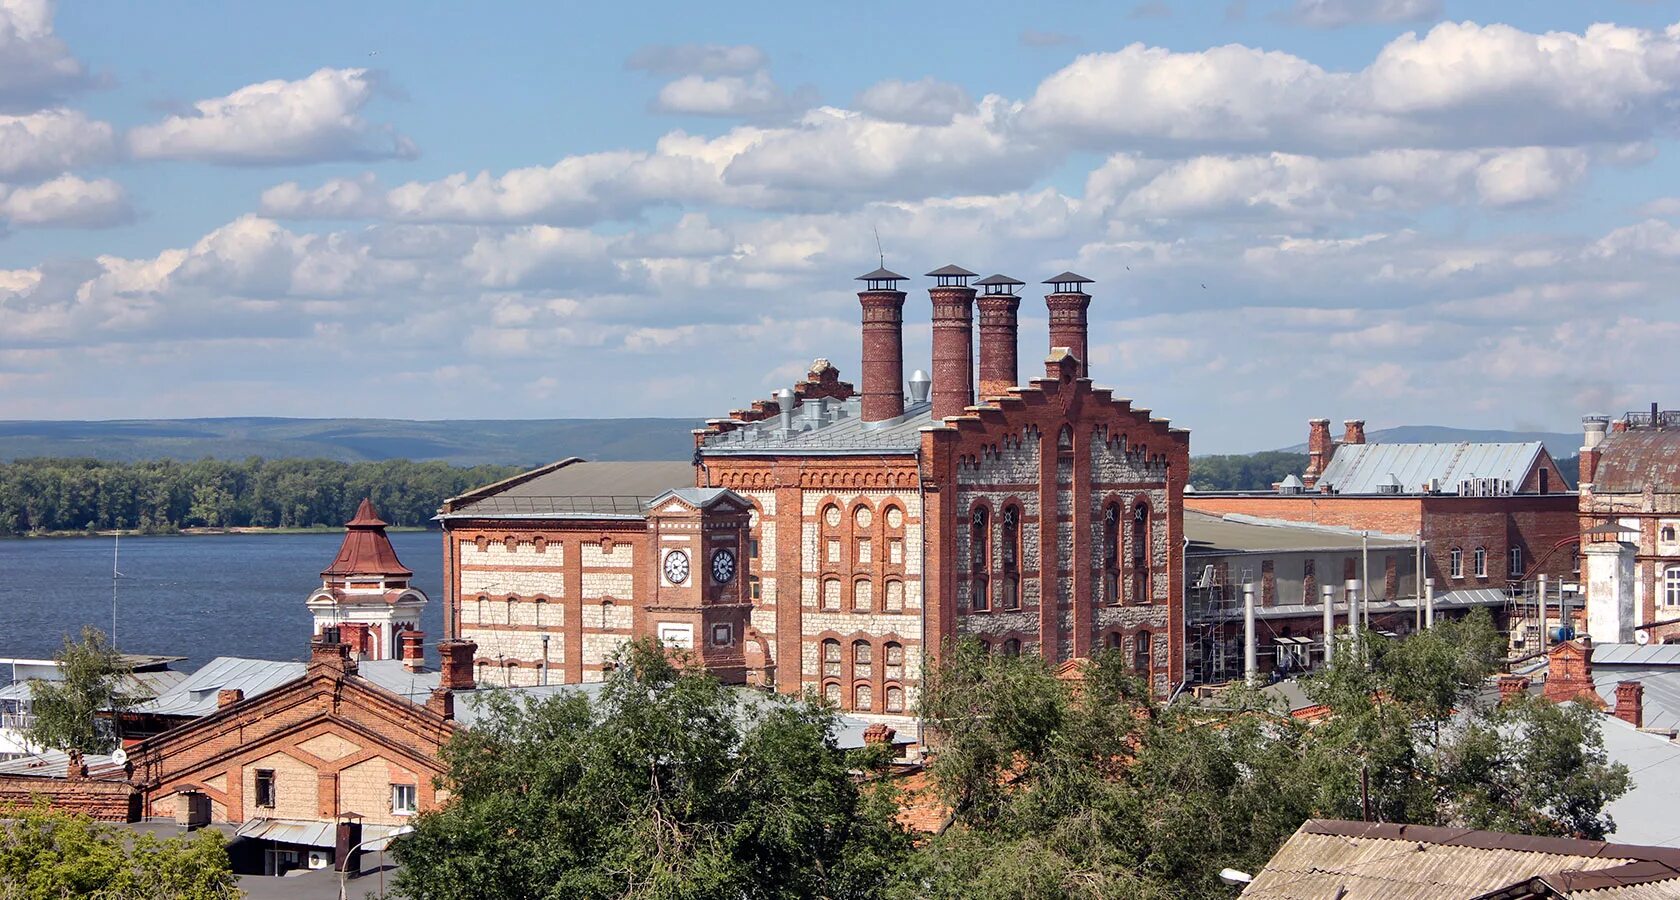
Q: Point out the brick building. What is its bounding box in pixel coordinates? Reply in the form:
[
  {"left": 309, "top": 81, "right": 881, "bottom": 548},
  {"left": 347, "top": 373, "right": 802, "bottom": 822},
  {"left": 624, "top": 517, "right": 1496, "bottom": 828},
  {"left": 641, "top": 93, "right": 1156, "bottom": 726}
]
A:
[
  {"left": 441, "top": 267, "right": 1191, "bottom": 726},
  {"left": 1187, "top": 418, "right": 1577, "bottom": 648},
  {"left": 1579, "top": 409, "right": 1680, "bottom": 645}
]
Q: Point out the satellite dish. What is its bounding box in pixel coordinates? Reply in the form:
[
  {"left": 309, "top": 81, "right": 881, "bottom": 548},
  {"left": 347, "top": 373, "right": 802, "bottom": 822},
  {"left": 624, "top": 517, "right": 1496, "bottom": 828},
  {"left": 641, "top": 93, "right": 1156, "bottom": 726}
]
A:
[
  {"left": 110, "top": 748, "right": 128, "bottom": 765},
  {"left": 1637, "top": 630, "right": 1651, "bottom": 646}
]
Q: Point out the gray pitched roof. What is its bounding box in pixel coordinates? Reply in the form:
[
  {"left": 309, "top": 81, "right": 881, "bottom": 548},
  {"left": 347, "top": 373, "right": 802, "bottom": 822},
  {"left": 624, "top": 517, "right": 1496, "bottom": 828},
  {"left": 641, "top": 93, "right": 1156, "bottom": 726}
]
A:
[
  {"left": 442, "top": 459, "right": 697, "bottom": 519},
  {"left": 132, "top": 657, "right": 305, "bottom": 718},
  {"left": 1593, "top": 429, "right": 1680, "bottom": 494},
  {"left": 701, "top": 397, "right": 933, "bottom": 456},
  {"left": 1316, "top": 441, "right": 1544, "bottom": 495}
]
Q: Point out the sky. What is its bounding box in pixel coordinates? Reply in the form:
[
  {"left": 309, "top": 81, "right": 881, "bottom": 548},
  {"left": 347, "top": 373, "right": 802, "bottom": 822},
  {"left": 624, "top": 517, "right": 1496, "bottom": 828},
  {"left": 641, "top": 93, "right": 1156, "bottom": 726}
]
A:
[{"left": 2, "top": 0, "right": 1679, "bottom": 453}]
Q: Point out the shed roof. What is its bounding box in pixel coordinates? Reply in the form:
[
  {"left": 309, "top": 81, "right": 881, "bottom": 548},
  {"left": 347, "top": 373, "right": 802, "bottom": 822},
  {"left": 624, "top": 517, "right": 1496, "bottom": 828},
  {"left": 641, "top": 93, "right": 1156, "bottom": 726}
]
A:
[
  {"left": 441, "top": 459, "right": 697, "bottom": 519},
  {"left": 1593, "top": 430, "right": 1680, "bottom": 494},
  {"left": 1185, "top": 510, "right": 1415, "bottom": 554},
  {"left": 1317, "top": 442, "right": 1544, "bottom": 495},
  {"left": 1242, "top": 819, "right": 1680, "bottom": 899}
]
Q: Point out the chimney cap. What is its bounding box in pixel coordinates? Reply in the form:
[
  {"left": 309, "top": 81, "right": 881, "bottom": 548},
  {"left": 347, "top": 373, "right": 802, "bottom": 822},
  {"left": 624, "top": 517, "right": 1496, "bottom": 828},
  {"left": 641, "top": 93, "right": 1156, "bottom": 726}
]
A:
[
  {"left": 976, "top": 273, "right": 1025, "bottom": 295},
  {"left": 926, "top": 264, "right": 977, "bottom": 287},
  {"left": 856, "top": 267, "right": 907, "bottom": 286},
  {"left": 1043, "top": 271, "right": 1094, "bottom": 290}
]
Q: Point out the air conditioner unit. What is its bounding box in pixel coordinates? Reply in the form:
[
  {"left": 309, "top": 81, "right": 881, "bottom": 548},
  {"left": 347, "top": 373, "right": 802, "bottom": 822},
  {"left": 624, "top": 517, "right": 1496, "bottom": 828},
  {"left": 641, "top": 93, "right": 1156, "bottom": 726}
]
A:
[
  {"left": 307, "top": 850, "right": 331, "bottom": 870},
  {"left": 1193, "top": 565, "right": 1214, "bottom": 589}
]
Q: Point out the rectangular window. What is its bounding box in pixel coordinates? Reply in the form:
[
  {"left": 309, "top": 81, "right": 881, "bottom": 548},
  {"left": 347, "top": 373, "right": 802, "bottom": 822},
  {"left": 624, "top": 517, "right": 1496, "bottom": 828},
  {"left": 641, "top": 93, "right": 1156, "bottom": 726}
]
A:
[
  {"left": 749, "top": 576, "right": 762, "bottom": 601},
  {"left": 856, "top": 539, "right": 872, "bottom": 564},
  {"left": 1665, "top": 568, "right": 1680, "bottom": 607},
  {"left": 889, "top": 539, "right": 904, "bottom": 564},
  {"left": 391, "top": 784, "right": 417, "bottom": 816},
  {"left": 749, "top": 538, "right": 760, "bottom": 559},
  {"left": 826, "top": 539, "right": 840, "bottom": 564},
  {"left": 254, "top": 769, "right": 276, "bottom": 808},
  {"left": 1474, "top": 548, "right": 1487, "bottom": 578},
  {"left": 1450, "top": 549, "right": 1463, "bottom": 579}
]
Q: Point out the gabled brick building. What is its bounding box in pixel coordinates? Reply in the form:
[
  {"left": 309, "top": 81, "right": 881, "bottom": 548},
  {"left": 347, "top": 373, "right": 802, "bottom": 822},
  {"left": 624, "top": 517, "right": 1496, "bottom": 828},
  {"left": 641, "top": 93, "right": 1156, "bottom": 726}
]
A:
[
  {"left": 441, "top": 267, "right": 1191, "bottom": 725},
  {"left": 1579, "top": 409, "right": 1680, "bottom": 645}
]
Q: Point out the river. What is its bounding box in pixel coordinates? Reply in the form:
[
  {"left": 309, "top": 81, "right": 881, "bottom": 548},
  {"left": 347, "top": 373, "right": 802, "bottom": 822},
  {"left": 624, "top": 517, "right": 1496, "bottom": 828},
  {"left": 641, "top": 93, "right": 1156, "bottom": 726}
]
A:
[{"left": 0, "top": 531, "right": 444, "bottom": 671}]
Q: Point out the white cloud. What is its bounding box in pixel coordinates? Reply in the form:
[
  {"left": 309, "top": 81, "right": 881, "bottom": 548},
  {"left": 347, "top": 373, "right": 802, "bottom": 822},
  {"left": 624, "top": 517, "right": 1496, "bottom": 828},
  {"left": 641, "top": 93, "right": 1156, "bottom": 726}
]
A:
[
  {"left": 626, "top": 43, "right": 767, "bottom": 77},
  {"left": 0, "top": 108, "right": 114, "bottom": 179},
  {"left": 128, "top": 67, "right": 417, "bottom": 165},
  {"left": 854, "top": 77, "right": 974, "bottom": 125},
  {"left": 1288, "top": 0, "right": 1440, "bottom": 28},
  {"left": 0, "top": 173, "right": 130, "bottom": 226},
  {"left": 651, "top": 70, "right": 811, "bottom": 118},
  {"left": 0, "top": 0, "right": 90, "bottom": 110}
]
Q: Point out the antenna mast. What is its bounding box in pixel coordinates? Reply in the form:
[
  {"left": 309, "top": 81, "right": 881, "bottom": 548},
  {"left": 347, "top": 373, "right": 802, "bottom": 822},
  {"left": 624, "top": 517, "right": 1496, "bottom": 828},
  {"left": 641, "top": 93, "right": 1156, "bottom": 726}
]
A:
[
  {"left": 873, "top": 226, "right": 885, "bottom": 269},
  {"left": 111, "top": 526, "right": 120, "bottom": 650}
]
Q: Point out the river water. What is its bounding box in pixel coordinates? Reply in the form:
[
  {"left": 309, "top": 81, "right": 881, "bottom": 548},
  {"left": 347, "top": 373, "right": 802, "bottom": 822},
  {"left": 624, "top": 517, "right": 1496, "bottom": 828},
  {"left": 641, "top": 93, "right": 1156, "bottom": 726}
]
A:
[{"left": 0, "top": 532, "right": 445, "bottom": 671}]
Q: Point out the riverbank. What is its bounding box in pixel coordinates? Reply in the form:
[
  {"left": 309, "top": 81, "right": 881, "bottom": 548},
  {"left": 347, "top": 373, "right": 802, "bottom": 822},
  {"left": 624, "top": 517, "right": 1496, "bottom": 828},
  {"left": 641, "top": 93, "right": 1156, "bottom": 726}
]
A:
[{"left": 2, "top": 525, "right": 434, "bottom": 539}]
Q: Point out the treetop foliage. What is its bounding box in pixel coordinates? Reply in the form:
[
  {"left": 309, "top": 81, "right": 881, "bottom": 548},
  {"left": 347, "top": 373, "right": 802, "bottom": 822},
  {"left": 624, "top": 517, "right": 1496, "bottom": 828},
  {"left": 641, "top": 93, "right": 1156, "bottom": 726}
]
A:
[
  {"left": 0, "top": 456, "right": 522, "bottom": 535},
  {"left": 25, "top": 626, "right": 135, "bottom": 755},
  {"left": 0, "top": 800, "right": 240, "bottom": 900},
  {"left": 1188, "top": 452, "right": 1309, "bottom": 492}
]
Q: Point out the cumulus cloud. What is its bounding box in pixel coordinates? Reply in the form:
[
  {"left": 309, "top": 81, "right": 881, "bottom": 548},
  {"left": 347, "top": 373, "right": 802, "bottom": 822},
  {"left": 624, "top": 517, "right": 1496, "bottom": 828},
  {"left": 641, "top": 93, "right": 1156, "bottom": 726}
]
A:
[
  {"left": 626, "top": 43, "right": 767, "bottom": 77},
  {"left": 853, "top": 77, "right": 973, "bottom": 125},
  {"left": 0, "top": 108, "right": 114, "bottom": 179},
  {"left": 0, "top": 173, "right": 131, "bottom": 227},
  {"left": 128, "top": 67, "right": 417, "bottom": 165},
  {"left": 1287, "top": 0, "right": 1440, "bottom": 28},
  {"left": 0, "top": 0, "right": 91, "bottom": 110},
  {"left": 650, "top": 70, "right": 813, "bottom": 118}
]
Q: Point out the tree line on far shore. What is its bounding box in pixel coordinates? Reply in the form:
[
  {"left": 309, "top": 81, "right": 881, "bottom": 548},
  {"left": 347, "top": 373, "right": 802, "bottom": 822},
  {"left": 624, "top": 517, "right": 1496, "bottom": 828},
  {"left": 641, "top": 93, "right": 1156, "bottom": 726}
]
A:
[{"left": 0, "top": 457, "right": 524, "bottom": 536}]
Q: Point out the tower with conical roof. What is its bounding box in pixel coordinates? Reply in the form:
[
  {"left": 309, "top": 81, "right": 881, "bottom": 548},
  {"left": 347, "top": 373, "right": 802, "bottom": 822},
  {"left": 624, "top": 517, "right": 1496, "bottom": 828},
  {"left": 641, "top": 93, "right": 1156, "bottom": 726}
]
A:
[{"left": 306, "top": 499, "right": 428, "bottom": 660}]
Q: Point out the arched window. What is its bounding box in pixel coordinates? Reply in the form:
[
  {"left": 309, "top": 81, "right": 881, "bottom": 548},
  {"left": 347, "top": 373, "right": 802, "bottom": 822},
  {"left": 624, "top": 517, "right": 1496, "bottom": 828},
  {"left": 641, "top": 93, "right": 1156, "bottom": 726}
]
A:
[
  {"left": 1106, "top": 631, "right": 1122, "bottom": 650},
  {"left": 1509, "top": 546, "right": 1523, "bottom": 579},
  {"left": 971, "top": 506, "right": 991, "bottom": 612},
  {"left": 884, "top": 642, "right": 904, "bottom": 679},
  {"left": 854, "top": 683, "right": 874, "bottom": 711},
  {"left": 1058, "top": 426, "right": 1073, "bottom": 451},
  {"left": 1665, "top": 567, "right": 1680, "bottom": 607},
  {"left": 1131, "top": 501, "right": 1151, "bottom": 604},
  {"left": 853, "top": 579, "right": 873, "bottom": 612},
  {"left": 1002, "top": 638, "right": 1021, "bottom": 657},
  {"left": 1102, "top": 502, "right": 1122, "bottom": 605},
  {"left": 1664, "top": 525, "right": 1677, "bottom": 543},
  {"left": 1473, "top": 547, "right": 1487, "bottom": 578},
  {"left": 1450, "top": 547, "right": 1464, "bottom": 579},
  {"left": 599, "top": 599, "right": 614, "bottom": 630},
  {"left": 822, "top": 578, "right": 841, "bottom": 611},
  {"left": 824, "top": 682, "right": 841, "bottom": 706},
  {"left": 1134, "top": 630, "right": 1152, "bottom": 674},
  {"left": 1000, "top": 503, "right": 1022, "bottom": 610},
  {"left": 885, "top": 685, "right": 905, "bottom": 713},
  {"left": 854, "top": 504, "right": 873, "bottom": 564},
  {"left": 884, "top": 504, "right": 906, "bottom": 566},
  {"left": 822, "top": 503, "right": 842, "bottom": 566},
  {"left": 853, "top": 641, "right": 873, "bottom": 679},
  {"left": 978, "top": 638, "right": 991, "bottom": 654},
  {"left": 822, "top": 639, "right": 841, "bottom": 678}
]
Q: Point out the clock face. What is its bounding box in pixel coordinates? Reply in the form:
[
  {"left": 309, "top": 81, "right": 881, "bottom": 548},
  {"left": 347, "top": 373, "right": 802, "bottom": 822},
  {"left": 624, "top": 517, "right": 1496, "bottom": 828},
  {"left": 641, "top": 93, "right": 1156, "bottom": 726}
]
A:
[
  {"left": 711, "top": 548, "right": 736, "bottom": 584},
  {"left": 663, "top": 550, "right": 690, "bottom": 585}
]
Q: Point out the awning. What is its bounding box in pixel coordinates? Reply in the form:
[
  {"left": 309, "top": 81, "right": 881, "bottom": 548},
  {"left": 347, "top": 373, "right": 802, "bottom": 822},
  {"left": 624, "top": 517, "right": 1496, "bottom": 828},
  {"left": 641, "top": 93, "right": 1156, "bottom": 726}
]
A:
[
  {"left": 233, "top": 819, "right": 412, "bottom": 851},
  {"left": 1273, "top": 637, "right": 1314, "bottom": 647}
]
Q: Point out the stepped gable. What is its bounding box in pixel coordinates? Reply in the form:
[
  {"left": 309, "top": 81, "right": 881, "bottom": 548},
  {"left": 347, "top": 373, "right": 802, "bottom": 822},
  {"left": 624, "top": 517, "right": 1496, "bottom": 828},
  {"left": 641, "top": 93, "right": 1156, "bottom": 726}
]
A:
[{"left": 322, "top": 499, "right": 413, "bottom": 579}]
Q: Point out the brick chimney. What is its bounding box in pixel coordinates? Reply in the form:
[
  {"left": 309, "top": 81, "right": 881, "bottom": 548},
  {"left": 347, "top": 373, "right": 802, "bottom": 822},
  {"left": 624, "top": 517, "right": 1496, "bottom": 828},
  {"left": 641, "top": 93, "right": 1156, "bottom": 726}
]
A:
[
  {"left": 400, "top": 630, "right": 425, "bottom": 673},
  {"left": 1342, "top": 419, "right": 1366, "bottom": 445},
  {"left": 217, "top": 688, "right": 245, "bottom": 709},
  {"left": 975, "top": 274, "right": 1023, "bottom": 400},
  {"left": 857, "top": 268, "right": 908, "bottom": 423},
  {"left": 927, "top": 265, "right": 977, "bottom": 421},
  {"left": 427, "top": 639, "right": 478, "bottom": 720},
  {"left": 1543, "top": 638, "right": 1598, "bottom": 705},
  {"left": 1497, "top": 674, "right": 1529, "bottom": 705},
  {"left": 310, "top": 630, "right": 358, "bottom": 677},
  {"left": 863, "top": 722, "right": 896, "bottom": 746},
  {"left": 1614, "top": 680, "right": 1644, "bottom": 728},
  {"left": 1304, "top": 419, "right": 1335, "bottom": 488},
  {"left": 1043, "top": 272, "right": 1094, "bottom": 377},
  {"left": 1581, "top": 415, "right": 1610, "bottom": 486}
]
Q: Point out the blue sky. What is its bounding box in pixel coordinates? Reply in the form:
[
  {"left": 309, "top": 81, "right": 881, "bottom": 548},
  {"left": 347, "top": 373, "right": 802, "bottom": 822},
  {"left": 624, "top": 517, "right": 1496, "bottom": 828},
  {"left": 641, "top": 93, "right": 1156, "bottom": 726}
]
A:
[{"left": 2, "top": 0, "right": 1678, "bottom": 453}]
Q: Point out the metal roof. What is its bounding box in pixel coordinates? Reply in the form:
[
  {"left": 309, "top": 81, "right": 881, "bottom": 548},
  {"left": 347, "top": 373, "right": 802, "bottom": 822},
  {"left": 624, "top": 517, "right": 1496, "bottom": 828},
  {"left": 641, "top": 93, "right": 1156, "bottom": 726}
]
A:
[
  {"left": 1600, "top": 718, "right": 1680, "bottom": 848},
  {"left": 1595, "top": 644, "right": 1680, "bottom": 667},
  {"left": 701, "top": 397, "right": 933, "bottom": 456},
  {"left": 855, "top": 267, "right": 906, "bottom": 282},
  {"left": 924, "top": 264, "right": 976, "bottom": 277},
  {"left": 0, "top": 750, "right": 127, "bottom": 780},
  {"left": 1042, "top": 271, "right": 1093, "bottom": 285},
  {"left": 1243, "top": 819, "right": 1680, "bottom": 899},
  {"left": 975, "top": 273, "right": 1024, "bottom": 286},
  {"left": 1594, "top": 430, "right": 1680, "bottom": 494},
  {"left": 1589, "top": 666, "right": 1680, "bottom": 733},
  {"left": 442, "top": 459, "right": 697, "bottom": 519},
  {"left": 1316, "top": 441, "right": 1544, "bottom": 495},
  {"left": 1185, "top": 510, "right": 1415, "bottom": 554},
  {"left": 133, "top": 657, "right": 305, "bottom": 718}
]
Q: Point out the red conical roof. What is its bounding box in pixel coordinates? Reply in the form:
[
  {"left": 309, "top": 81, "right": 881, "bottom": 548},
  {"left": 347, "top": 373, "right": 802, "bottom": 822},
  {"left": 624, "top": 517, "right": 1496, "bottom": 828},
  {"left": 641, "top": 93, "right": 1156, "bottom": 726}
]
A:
[{"left": 321, "top": 499, "right": 413, "bottom": 579}]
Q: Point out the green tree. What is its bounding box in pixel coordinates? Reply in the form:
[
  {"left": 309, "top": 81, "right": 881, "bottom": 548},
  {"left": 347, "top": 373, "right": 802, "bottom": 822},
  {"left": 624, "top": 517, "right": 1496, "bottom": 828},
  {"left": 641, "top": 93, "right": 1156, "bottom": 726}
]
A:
[
  {"left": 25, "top": 627, "right": 136, "bottom": 754},
  {"left": 392, "top": 639, "right": 911, "bottom": 900},
  {"left": 0, "top": 800, "right": 241, "bottom": 899}
]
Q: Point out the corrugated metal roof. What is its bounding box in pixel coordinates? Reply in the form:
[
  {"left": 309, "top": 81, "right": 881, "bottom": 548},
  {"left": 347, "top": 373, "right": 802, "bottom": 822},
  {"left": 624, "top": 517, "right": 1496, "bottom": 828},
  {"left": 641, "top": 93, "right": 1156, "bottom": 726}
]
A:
[
  {"left": 1600, "top": 718, "right": 1680, "bottom": 849},
  {"left": 1243, "top": 820, "right": 1674, "bottom": 900},
  {"left": 1316, "top": 442, "right": 1543, "bottom": 495},
  {"left": 442, "top": 460, "right": 696, "bottom": 519},
  {"left": 1590, "top": 667, "right": 1680, "bottom": 733},
  {"left": 1595, "top": 644, "right": 1680, "bottom": 667},
  {"left": 0, "top": 750, "right": 128, "bottom": 780},
  {"left": 1185, "top": 510, "right": 1415, "bottom": 554},
  {"left": 1593, "top": 430, "right": 1680, "bottom": 494},
  {"left": 701, "top": 397, "right": 932, "bottom": 456},
  {"left": 133, "top": 657, "right": 305, "bottom": 717}
]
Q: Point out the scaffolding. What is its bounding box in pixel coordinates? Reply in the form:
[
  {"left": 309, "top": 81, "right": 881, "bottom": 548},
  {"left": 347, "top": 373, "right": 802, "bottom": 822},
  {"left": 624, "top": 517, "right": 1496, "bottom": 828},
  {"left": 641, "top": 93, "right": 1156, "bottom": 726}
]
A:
[
  {"left": 1187, "top": 564, "right": 1250, "bottom": 684},
  {"left": 1504, "top": 577, "right": 1581, "bottom": 656}
]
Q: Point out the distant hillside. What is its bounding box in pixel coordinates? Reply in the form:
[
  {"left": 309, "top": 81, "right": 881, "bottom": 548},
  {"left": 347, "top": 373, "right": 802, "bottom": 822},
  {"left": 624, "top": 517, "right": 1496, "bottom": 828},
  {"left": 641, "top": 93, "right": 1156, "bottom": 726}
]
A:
[
  {"left": 1275, "top": 425, "right": 1578, "bottom": 459},
  {"left": 0, "top": 417, "right": 698, "bottom": 466}
]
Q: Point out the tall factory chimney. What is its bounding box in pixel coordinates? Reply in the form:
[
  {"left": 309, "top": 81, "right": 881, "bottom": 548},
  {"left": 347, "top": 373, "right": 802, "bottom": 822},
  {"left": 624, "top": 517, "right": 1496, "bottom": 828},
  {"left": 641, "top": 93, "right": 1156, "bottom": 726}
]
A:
[
  {"left": 1043, "top": 272, "right": 1094, "bottom": 377},
  {"left": 856, "top": 268, "right": 908, "bottom": 423},
  {"left": 927, "top": 265, "right": 977, "bottom": 421},
  {"left": 975, "top": 274, "right": 1024, "bottom": 400}
]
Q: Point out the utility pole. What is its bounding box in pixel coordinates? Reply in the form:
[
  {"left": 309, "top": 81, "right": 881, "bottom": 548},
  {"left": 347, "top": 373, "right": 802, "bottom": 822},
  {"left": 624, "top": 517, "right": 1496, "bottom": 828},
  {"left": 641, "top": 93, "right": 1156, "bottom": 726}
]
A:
[
  {"left": 1244, "top": 582, "right": 1258, "bottom": 685},
  {"left": 1361, "top": 531, "right": 1370, "bottom": 628},
  {"left": 1321, "top": 584, "right": 1336, "bottom": 668}
]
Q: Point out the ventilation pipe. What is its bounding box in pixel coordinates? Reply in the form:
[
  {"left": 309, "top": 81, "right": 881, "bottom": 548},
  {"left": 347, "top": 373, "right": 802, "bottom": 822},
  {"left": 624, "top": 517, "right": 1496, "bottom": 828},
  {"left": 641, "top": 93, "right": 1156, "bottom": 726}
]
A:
[
  {"left": 907, "top": 370, "right": 931, "bottom": 405},
  {"left": 1244, "top": 582, "right": 1258, "bottom": 685},
  {"left": 1322, "top": 584, "right": 1336, "bottom": 666}
]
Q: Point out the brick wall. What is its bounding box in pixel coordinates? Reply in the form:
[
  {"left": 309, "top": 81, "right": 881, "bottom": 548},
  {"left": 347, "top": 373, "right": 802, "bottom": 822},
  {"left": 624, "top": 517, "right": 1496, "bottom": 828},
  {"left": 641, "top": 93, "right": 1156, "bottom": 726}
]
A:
[{"left": 0, "top": 776, "right": 138, "bottom": 822}]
